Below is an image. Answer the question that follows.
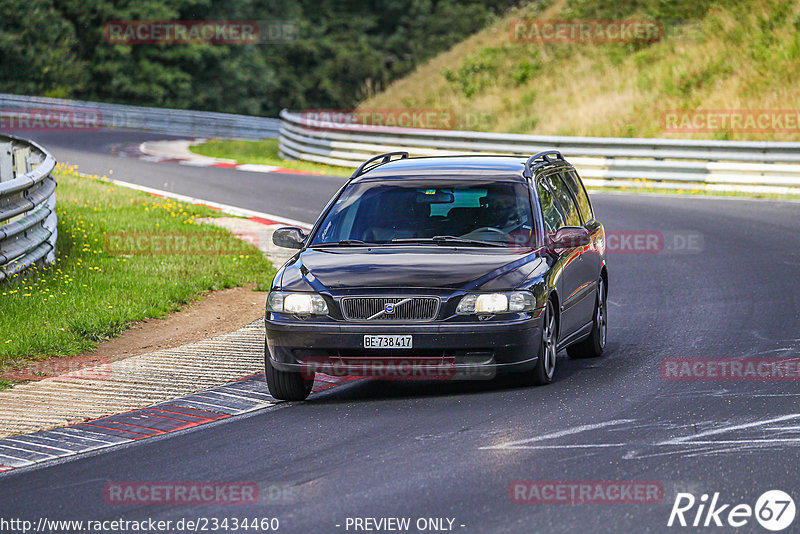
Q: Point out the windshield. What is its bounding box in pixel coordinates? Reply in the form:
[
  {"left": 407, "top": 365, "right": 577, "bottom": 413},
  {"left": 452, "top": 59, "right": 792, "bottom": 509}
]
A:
[{"left": 311, "top": 179, "right": 536, "bottom": 248}]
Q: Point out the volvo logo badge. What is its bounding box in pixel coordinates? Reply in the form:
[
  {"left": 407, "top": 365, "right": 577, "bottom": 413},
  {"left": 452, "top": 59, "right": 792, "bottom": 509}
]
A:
[{"left": 366, "top": 298, "right": 413, "bottom": 320}]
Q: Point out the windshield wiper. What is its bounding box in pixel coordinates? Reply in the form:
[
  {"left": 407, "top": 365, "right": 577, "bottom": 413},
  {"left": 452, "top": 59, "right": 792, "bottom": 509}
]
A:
[
  {"left": 310, "top": 239, "right": 377, "bottom": 247},
  {"left": 391, "top": 236, "right": 506, "bottom": 247}
]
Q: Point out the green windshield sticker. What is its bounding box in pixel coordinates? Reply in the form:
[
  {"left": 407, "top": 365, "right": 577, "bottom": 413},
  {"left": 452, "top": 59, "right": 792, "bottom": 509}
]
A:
[{"left": 425, "top": 189, "right": 436, "bottom": 195}]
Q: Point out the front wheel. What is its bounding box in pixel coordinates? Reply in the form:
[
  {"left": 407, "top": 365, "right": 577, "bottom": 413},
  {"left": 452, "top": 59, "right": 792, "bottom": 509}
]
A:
[
  {"left": 567, "top": 278, "right": 606, "bottom": 359},
  {"left": 265, "top": 341, "right": 313, "bottom": 401},
  {"left": 518, "top": 299, "right": 557, "bottom": 386}
]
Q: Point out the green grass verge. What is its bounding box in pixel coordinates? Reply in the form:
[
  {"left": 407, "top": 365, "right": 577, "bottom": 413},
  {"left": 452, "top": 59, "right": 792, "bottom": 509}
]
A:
[
  {"left": 189, "top": 138, "right": 353, "bottom": 177},
  {"left": 0, "top": 165, "right": 275, "bottom": 388}
]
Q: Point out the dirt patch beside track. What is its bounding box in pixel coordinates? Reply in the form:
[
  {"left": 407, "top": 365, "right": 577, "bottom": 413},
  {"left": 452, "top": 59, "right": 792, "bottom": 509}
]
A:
[{"left": 2, "top": 285, "right": 265, "bottom": 383}]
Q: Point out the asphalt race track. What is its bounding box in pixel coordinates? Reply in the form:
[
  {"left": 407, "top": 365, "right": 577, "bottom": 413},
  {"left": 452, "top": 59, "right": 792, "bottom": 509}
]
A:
[
  {"left": 2, "top": 130, "right": 799, "bottom": 533},
  {"left": 22, "top": 129, "right": 345, "bottom": 224}
]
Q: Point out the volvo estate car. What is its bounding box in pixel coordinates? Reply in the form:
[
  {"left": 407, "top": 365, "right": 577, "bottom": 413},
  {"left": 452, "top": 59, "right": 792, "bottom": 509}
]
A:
[{"left": 265, "top": 151, "right": 608, "bottom": 400}]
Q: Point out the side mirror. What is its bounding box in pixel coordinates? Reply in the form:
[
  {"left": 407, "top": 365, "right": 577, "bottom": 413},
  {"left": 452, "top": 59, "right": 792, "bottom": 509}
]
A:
[
  {"left": 549, "top": 226, "right": 590, "bottom": 251},
  {"left": 272, "top": 227, "right": 306, "bottom": 249}
]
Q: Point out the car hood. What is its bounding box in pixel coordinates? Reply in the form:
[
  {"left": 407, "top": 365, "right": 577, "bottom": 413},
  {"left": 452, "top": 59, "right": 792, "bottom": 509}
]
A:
[{"left": 278, "top": 246, "right": 545, "bottom": 291}]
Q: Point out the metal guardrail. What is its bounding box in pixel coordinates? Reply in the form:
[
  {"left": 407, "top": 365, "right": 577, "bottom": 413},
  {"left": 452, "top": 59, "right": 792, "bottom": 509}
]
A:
[
  {"left": 0, "top": 93, "right": 279, "bottom": 139},
  {"left": 278, "top": 110, "right": 800, "bottom": 194},
  {"left": 0, "top": 134, "right": 57, "bottom": 281}
]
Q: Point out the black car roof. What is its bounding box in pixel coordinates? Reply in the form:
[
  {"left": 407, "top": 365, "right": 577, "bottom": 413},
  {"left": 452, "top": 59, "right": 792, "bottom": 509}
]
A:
[{"left": 352, "top": 155, "right": 564, "bottom": 182}]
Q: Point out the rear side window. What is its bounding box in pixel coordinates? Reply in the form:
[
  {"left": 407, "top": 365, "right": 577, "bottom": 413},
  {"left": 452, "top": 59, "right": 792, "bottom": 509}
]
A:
[
  {"left": 543, "top": 172, "right": 581, "bottom": 227},
  {"left": 561, "top": 170, "right": 593, "bottom": 223},
  {"left": 535, "top": 180, "right": 564, "bottom": 234}
]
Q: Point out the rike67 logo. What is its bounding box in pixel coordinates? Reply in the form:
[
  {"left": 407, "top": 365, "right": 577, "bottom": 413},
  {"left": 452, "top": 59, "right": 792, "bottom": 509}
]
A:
[{"left": 668, "top": 490, "right": 795, "bottom": 531}]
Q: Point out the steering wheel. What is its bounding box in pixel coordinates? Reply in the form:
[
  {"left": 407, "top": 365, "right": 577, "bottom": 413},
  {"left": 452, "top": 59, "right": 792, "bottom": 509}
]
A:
[{"left": 463, "top": 227, "right": 509, "bottom": 240}]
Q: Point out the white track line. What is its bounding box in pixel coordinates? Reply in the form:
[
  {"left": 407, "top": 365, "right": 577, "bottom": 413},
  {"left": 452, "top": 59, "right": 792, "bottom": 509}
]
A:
[
  {"left": 480, "top": 419, "right": 634, "bottom": 450},
  {"left": 658, "top": 413, "right": 800, "bottom": 445}
]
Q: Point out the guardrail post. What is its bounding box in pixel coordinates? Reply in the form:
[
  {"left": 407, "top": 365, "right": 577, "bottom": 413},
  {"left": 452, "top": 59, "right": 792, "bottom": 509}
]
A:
[
  {"left": 44, "top": 192, "right": 57, "bottom": 264},
  {"left": 12, "top": 146, "right": 30, "bottom": 175},
  {"left": 0, "top": 143, "right": 12, "bottom": 182}
]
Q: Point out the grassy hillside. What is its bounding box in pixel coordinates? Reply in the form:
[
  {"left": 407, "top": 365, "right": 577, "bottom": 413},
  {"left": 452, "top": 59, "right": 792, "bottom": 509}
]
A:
[{"left": 359, "top": 0, "right": 800, "bottom": 140}]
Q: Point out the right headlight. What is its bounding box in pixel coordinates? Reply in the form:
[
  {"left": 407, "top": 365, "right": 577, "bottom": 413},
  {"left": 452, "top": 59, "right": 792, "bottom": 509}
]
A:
[
  {"left": 267, "top": 292, "right": 329, "bottom": 316},
  {"left": 456, "top": 291, "right": 536, "bottom": 315}
]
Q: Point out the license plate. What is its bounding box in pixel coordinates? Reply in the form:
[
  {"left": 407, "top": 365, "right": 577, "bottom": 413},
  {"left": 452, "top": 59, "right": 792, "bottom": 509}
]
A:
[{"left": 364, "top": 335, "right": 413, "bottom": 349}]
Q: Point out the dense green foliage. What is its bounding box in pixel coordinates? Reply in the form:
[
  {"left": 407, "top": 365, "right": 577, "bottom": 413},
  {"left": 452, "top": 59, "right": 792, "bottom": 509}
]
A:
[{"left": 0, "top": 0, "right": 517, "bottom": 115}]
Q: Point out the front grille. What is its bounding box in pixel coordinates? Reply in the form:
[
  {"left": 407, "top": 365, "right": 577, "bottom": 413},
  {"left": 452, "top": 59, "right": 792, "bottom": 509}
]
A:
[{"left": 341, "top": 297, "right": 439, "bottom": 321}]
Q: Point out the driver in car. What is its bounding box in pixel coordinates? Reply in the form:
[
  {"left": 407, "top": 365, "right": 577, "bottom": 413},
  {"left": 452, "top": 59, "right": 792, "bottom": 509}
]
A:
[
  {"left": 479, "top": 193, "right": 533, "bottom": 248},
  {"left": 484, "top": 193, "right": 522, "bottom": 230}
]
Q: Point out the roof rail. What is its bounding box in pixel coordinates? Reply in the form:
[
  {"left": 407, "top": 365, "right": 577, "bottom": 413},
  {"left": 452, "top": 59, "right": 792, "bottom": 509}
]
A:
[
  {"left": 350, "top": 152, "right": 409, "bottom": 180},
  {"left": 522, "top": 150, "right": 564, "bottom": 178}
]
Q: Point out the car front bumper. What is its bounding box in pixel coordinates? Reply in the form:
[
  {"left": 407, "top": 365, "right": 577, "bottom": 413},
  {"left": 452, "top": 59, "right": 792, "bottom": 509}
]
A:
[{"left": 265, "top": 313, "right": 544, "bottom": 379}]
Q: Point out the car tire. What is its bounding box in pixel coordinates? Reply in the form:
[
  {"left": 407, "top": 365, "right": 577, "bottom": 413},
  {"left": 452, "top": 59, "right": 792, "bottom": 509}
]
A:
[
  {"left": 518, "top": 299, "right": 557, "bottom": 386},
  {"left": 265, "top": 341, "right": 314, "bottom": 401},
  {"left": 567, "top": 278, "right": 606, "bottom": 359}
]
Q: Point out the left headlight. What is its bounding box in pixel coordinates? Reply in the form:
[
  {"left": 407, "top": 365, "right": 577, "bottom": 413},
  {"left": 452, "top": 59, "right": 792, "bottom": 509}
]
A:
[
  {"left": 456, "top": 291, "right": 535, "bottom": 315},
  {"left": 267, "top": 292, "right": 329, "bottom": 315}
]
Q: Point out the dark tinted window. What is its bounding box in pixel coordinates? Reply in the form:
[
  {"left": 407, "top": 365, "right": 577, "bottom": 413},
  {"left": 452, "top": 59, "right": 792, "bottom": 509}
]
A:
[
  {"left": 535, "top": 180, "right": 564, "bottom": 235},
  {"left": 543, "top": 172, "right": 581, "bottom": 227},
  {"left": 429, "top": 188, "right": 485, "bottom": 216},
  {"left": 311, "top": 179, "right": 534, "bottom": 247},
  {"left": 562, "top": 170, "right": 593, "bottom": 223}
]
